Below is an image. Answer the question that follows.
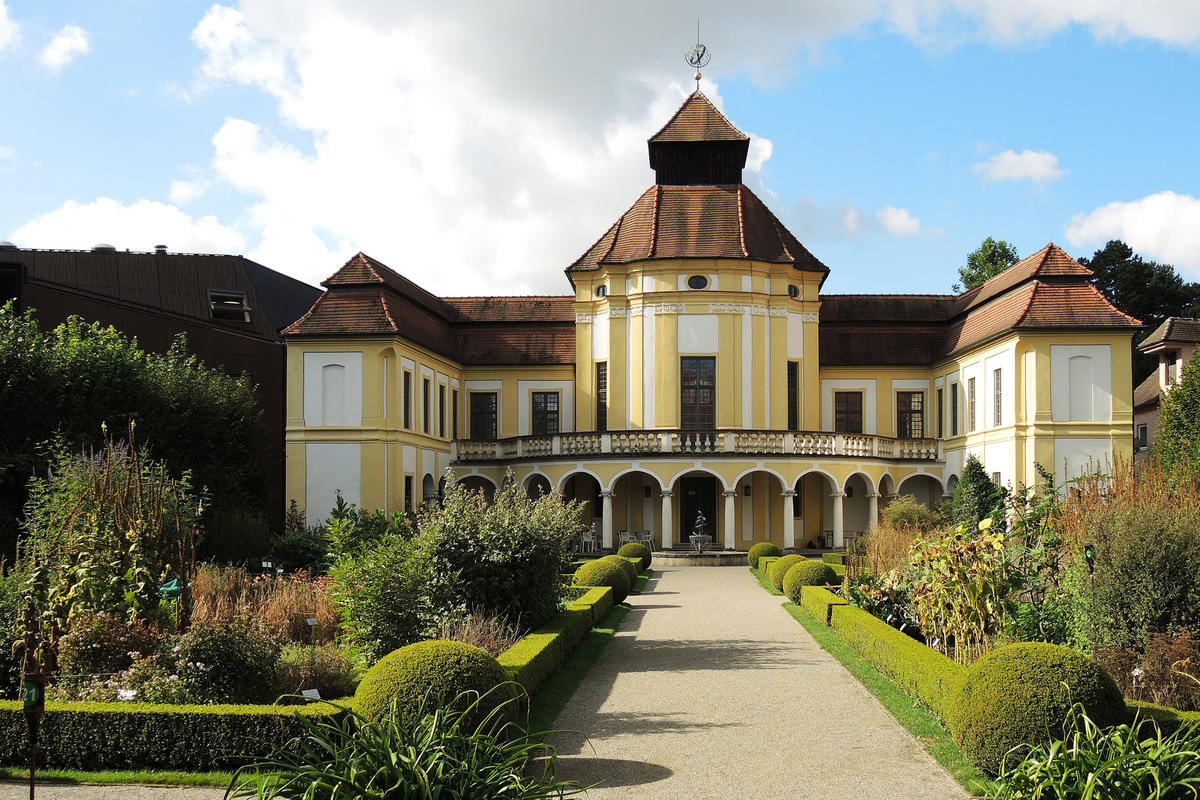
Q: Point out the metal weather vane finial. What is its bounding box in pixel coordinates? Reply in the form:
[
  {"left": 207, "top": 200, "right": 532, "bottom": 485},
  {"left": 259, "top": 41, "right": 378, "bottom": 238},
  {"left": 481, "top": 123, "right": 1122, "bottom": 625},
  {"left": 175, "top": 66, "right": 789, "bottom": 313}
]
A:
[{"left": 685, "top": 19, "right": 710, "bottom": 89}]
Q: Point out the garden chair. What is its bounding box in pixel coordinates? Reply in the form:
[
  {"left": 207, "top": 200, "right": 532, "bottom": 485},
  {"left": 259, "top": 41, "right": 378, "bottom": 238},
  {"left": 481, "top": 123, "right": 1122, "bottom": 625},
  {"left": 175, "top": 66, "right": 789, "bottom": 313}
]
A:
[
  {"left": 579, "top": 526, "right": 597, "bottom": 553},
  {"left": 636, "top": 529, "right": 654, "bottom": 551}
]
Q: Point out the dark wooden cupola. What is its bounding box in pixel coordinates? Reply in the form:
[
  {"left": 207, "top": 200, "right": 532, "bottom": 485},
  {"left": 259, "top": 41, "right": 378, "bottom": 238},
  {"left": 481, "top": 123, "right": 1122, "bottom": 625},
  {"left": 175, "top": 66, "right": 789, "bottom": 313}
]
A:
[{"left": 648, "top": 91, "right": 750, "bottom": 185}]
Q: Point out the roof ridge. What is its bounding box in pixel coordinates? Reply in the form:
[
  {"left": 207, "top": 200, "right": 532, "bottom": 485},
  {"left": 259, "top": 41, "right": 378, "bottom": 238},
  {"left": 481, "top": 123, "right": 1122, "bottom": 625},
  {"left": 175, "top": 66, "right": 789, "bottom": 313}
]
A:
[
  {"left": 649, "top": 184, "right": 662, "bottom": 258},
  {"left": 735, "top": 185, "right": 748, "bottom": 258},
  {"left": 648, "top": 90, "right": 749, "bottom": 143},
  {"left": 1014, "top": 280, "right": 1040, "bottom": 327},
  {"left": 378, "top": 289, "right": 400, "bottom": 331}
]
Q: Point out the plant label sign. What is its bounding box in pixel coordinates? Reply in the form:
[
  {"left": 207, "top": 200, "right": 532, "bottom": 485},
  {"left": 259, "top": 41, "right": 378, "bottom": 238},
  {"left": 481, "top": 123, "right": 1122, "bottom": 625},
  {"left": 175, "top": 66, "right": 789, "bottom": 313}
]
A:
[
  {"left": 23, "top": 673, "right": 45, "bottom": 722},
  {"left": 301, "top": 689, "right": 322, "bottom": 701}
]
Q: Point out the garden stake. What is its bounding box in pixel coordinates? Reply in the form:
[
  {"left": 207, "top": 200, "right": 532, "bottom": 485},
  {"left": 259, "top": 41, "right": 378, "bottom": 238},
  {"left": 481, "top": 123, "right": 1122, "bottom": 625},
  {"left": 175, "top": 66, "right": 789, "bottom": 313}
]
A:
[{"left": 22, "top": 671, "right": 45, "bottom": 800}]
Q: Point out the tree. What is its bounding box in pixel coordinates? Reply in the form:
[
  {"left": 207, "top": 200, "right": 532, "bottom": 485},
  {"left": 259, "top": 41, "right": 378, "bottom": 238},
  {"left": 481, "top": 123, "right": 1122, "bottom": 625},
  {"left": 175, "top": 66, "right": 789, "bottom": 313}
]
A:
[
  {"left": 1152, "top": 351, "right": 1200, "bottom": 475},
  {"left": 952, "top": 455, "right": 1006, "bottom": 531},
  {"left": 955, "top": 237, "right": 1019, "bottom": 292},
  {"left": 1078, "top": 240, "right": 1200, "bottom": 382}
]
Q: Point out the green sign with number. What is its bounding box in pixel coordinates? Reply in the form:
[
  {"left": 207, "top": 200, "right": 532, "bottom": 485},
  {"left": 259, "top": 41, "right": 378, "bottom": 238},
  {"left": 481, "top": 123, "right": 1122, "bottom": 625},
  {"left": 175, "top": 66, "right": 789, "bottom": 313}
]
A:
[{"left": 23, "top": 681, "right": 42, "bottom": 709}]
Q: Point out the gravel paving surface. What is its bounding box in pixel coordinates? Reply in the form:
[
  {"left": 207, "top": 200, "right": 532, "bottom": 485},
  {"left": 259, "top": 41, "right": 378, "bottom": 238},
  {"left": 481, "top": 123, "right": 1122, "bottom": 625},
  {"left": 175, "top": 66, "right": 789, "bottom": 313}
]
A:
[
  {"left": 548, "top": 565, "right": 970, "bottom": 799},
  {"left": 0, "top": 783, "right": 227, "bottom": 799}
]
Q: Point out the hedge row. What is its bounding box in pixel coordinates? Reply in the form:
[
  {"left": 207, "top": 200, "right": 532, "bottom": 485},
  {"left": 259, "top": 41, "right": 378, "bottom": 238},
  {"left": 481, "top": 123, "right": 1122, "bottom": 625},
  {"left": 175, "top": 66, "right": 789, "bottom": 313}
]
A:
[
  {"left": 798, "top": 585, "right": 847, "bottom": 625},
  {"left": 759, "top": 556, "right": 782, "bottom": 577},
  {"left": 821, "top": 553, "right": 846, "bottom": 565},
  {"left": 1127, "top": 699, "right": 1200, "bottom": 733},
  {"left": 497, "top": 586, "right": 615, "bottom": 696},
  {"left": 0, "top": 700, "right": 342, "bottom": 771}
]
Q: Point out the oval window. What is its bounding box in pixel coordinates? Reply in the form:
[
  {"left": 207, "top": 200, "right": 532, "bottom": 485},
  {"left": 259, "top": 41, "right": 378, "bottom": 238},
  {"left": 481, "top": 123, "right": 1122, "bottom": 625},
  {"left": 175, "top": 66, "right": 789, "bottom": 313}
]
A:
[
  {"left": 687, "top": 275, "right": 709, "bottom": 290},
  {"left": 787, "top": 284, "right": 800, "bottom": 299},
  {"left": 595, "top": 285, "right": 607, "bottom": 298}
]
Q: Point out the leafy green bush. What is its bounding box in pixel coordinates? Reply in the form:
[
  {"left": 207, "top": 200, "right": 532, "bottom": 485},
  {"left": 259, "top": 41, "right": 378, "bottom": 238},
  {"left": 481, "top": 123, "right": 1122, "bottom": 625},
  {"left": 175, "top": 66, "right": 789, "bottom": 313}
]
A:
[
  {"left": 573, "top": 559, "right": 630, "bottom": 604},
  {"left": 0, "top": 699, "right": 341, "bottom": 770},
  {"left": 55, "top": 613, "right": 166, "bottom": 678},
  {"left": 419, "top": 475, "right": 579, "bottom": 633},
  {"left": 881, "top": 495, "right": 940, "bottom": 531},
  {"left": 768, "top": 554, "right": 805, "bottom": 591},
  {"left": 783, "top": 560, "right": 838, "bottom": 601},
  {"left": 603, "top": 554, "right": 639, "bottom": 587},
  {"left": 353, "top": 640, "right": 514, "bottom": 728},
  {"left": 0, "top": 564, "right": 25, "bottom": 698},
  {"left": 988, "top": 704, "right": 1200, "bottom": 799},
  {"left": 617, "top": 542, "right": 651, "bottom": 571},
  {"left": 274, "top": 643, "right": 359, "bottom": 702},
  {"left": 1152, "top": 349, "right": 1200, "bottom": 474},
  {"left": 269, "top": 500, "right": 330, "bottom": 571},
  {"left": 953, "top": 454, "right": 1005, "bottom": 530},
  {"left": 227, "top": 689, "right": 584, "bottom": 800},
  {"left": 174, "top": 616, "right": 282, "bottom": 704},
  {"left": 747, "top": 541, "right": 781, "bottom": 568},
  {"left": 949, "top": 642, "right": 1126, "bottom": 774}
]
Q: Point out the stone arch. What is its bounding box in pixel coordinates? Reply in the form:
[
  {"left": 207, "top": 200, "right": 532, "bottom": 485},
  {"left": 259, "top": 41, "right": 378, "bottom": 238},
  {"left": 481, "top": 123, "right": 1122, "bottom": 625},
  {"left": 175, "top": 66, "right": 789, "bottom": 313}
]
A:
[
  {"left": 842, "top": 472, "right": 873, "bottom": 537},
  {"left": 731, "top": 464, "right": 789, "bottom": 489},
  {"left": 458, "top": 474, "right": 497, "bottom": 503},
  {"left": 555, "top": 466, "right": 603, "bottom": 493},
  {"left": 732, "top": 469, "right": 787, "bottom": 550},
  {"left": 608, "top": 466, "right": 666, "bottom": 493},
  {"left": 523, "top": 471, "right": 552, "bottom": 499},
  {"left": 421, "top": 473, "right": 437, "bottom": 504},
  {"left": 897, "top": 473, "right": 943, "bottom": 509},
  {"left": 663, "top": 465, "right": 729, "bottom": 493},
  {"left": 843, "top": 469, "right": 877, "bottom": 495},
  {"left": 560, "top": 470, "right": 603, "bottom": 531}
]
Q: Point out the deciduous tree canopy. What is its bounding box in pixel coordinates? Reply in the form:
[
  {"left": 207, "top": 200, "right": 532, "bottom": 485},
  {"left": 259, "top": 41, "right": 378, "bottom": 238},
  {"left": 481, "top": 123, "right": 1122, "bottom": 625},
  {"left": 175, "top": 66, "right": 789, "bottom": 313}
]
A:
[{"left": 956, "top": 237, "right": 1020, "bottom": 292}]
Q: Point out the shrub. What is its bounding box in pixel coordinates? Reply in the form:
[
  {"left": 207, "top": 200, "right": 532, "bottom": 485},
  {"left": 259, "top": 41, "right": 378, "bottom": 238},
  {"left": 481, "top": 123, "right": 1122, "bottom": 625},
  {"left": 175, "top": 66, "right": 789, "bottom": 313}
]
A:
[
  {"left": 783, "top": 560, "right": 838, "bottom": 601},
  {"left": 226, "top": 690, "right": 584, "bottom": 800},
  {"left": 881, "top": 495, "right": 940, "bottom": 531},
  {"left": 862, "top": 519, "right": 917, "bottom": 576},
  {"left": 353, "top": 640, "right": 514, "bottom": 728},
  {"left": 274, "top": 643, "right": 358, "bottom": 702},
  {"left": 949, "top": 642, "right": 1126, "bottom": 774},
  {"left": 768, "top": 554, "right": 805, "bottom": 592},
  {"left": 269, "top": 501, "right": 330, "bottom": 571},
  {"left": 1099, "top": 629, "right": 1200, "bottom": 712},
  {"left": 418, "top": 475, "right": 579, "bottom": 633},
  {"left": 174, "top": 616, "right": 282, "bottom": 704},
  {"left": 573, "top": 559, "right": 630, "bottom": 604},
  {"left": 566, "top": 586, "right": 614, "bottom": 628},
  {"left": 952, "top": 454, "right": 1006, "bottom": 530},
  {"left": 603, "top": 554, "right": 639, "bottom": 587},
  {"left": 800, "top": 585, "right": 848, "bottom": 627},
  {"left": 56, "top": 613, "right": 166, "bottom": 678},
  {"left": 617, "top": 542, "right": 651, "bottom": 571},
  {"left": 1153, "top": 349, "right": 1200, "bottom": 474},
  {"left": 0, "top": 564, "right": 21, "bottom": 698},
  {"left": 497, "top": 608, "right": 592, "bottom": 696},
  {"left": 747, "top": 541, "right": 781, "bottom": 568},
  {"left": 989, "top": 703, "right": 1200, "bottom": 800},
  {"left": 0, "top": 698, "right": 341, "bottom": 770}
]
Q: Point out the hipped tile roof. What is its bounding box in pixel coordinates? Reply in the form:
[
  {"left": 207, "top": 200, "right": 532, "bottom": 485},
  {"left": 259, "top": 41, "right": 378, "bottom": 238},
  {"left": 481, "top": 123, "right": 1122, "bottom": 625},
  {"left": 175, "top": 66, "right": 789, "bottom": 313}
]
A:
[
  {"left": 567, "top": 184, "right": 828, "bottom": 275},
  {"left": 1134, "top": 371, "right": 1161, "bottom": 409},
  {"left": 285, "top": 253, "right": 575, "bottom": 364},
  {"left": 649, "top": 91, "right": 748, "bottom": 143},
  {"left": 1139, "top": 316, "right": 1200, "bottom": 350}
]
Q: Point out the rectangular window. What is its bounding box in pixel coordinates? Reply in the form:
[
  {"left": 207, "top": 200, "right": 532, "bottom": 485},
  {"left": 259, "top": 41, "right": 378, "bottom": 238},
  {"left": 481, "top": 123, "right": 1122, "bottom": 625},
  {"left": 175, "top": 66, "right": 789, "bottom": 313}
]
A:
[
  {"left": 595, "top": 362, "right": 608, "bottom": 432},
  {"left": 207, "top": 289, "right": 251, "bottom": 322},
  {"left": 452, "top": 390, "right": 459, "bottom": 439},
  {"left": 992, "top": 471, "right": 1002, "bottom": 486},
  {"left": 951, "top": 383, "right": 959, "bottom": 436},
  {"left": 1137, "top": 424, "right": 1148, "bottom": 450},
  {"left": 937, "top": 387, "right": 944, "bottom": 438},
  {"left": 470, "top": 392, "right": 497, "bottom": 440},
  {"left": 404, "top": 475, "right": 413, "bottom": 512},
  {"left": 531, "top": 391, "right": 559, "bottom": 435},
  {"left": 968, "top": 377, "right": 977, "bottom": 432},
  {"left": 438, "top": 384, "right": 446, "bottom": 438},
  {"left": 787, "top": 362, "right": 799, "bottom": 431},
  {"left": 680, "top": 356, "right": 716, "bottom": 429},
  {"left": 0, "top": 265, "right": 20, "bottom": 308},
  {"left": 423, "top": 378, "right": 431, "bottom": 434},
  {"left": 897, "top": 391, "right": 924, "bottom": 439},
  {"left": 993, "top": 368, "right": 1003, "bottom": 426},
  {"left": 834, "top": 391, "right": 863, "bottom": 434},
  {"left": 403, "top": 371, "right": 412, "bottom": 429}
]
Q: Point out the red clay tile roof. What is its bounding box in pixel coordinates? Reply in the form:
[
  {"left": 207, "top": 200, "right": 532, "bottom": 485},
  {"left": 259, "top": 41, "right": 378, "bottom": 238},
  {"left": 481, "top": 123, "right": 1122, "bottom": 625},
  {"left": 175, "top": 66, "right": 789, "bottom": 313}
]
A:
[
  {"left": 953, "top": 243, "right": 1094, "bottom": 316},
  {"left": 649, "top": 91, "right": 748, "bottom": 143},
  {"left": 567, "top": 184, "right": 828, "bottom": 275},
  {"left": 1139, "top": 316, "right": 1200, "bottom": 350},
  {"left": 286, "top": 254, "right": 575, "bottom": 364},
  {"left": 1016, "top": 282, "right": 1141, "bottom": 329},
  {"left": 1134, "top": 371, "right": 1161, "bottom": 409}
]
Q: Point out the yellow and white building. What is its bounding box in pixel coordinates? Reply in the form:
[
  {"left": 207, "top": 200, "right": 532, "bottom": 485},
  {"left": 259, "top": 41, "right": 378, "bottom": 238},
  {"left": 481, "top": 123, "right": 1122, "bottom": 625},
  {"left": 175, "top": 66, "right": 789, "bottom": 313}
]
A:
[{"left": 283, "top": 91, "right": 1140, "bottom": 550}]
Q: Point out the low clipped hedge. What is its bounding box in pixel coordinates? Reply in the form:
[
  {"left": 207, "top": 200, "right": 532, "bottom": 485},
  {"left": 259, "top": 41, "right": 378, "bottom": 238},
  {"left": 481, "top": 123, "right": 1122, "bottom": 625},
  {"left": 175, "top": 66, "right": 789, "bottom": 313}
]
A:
[
  {"left": 828, "top": 563, "right": 846, "bottom": 579},
  {"left": 948, "top": 642, "right": 1126, "bottom": 775},
  {"left": 747, "top": 541, "right": 781, "bottom": 568},
  {"left": 1127, "top": 699, "right": 1200, "bottom": 734},
  {"left": 758, "top": 556, "right": 782, "bottom": 580},
  {"left": 768, "top": 554, "right": 806, "bottom": 591},
  {"left": 567, "top": 586, "right": 614, "bottom": 627},
  {"left": 827, "top": 601, "right": 965, "bottom": 722},
  {"left": 799, "top": 585, "right": 847, "bottom": 625},
  {"left": 783, "top": 560, "right": 839, "bottom": 601},
  {"left": 498, "top": 585, "right": 614, "bottom": 696},
  {"left": 354, "top": 640, "right": 514, "bottom": 727},
  {"left": 0, "top": 700, "right": 342, "bottom": 770},
  {"left": 821, "top": 552, "right": 846, "bottom": 565},
  {"left": 573, "top": 558, "right": 630, "bottom": 603},
  {"left": 617, "top": 542, "right": 651, "bottom": 571}
]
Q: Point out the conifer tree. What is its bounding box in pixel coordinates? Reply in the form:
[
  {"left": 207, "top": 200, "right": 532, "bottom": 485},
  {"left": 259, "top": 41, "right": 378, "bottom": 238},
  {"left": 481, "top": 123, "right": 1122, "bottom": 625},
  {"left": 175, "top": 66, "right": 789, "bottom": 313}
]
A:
[
  {"left": 952, "top": 454, "right": 1006, "bottom": 530},
  {"left": 1153, "top": 353, "right": 1200, "bottom": 474}
]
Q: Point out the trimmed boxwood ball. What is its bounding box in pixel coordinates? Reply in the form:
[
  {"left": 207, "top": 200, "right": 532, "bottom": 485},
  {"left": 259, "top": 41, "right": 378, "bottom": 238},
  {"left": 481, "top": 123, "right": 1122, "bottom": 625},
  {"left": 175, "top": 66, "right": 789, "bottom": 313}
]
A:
[
  {"left": 573, "top": 558, "right": 630, "bottom": 603},
  {"left": 949, "top": 642, "right": 1126, "bottom": 774},
  {"left": 783, "top": 560, "right": 838, "bottom": 601},
  {"left": 602, "top": 554, "right": 639, "bottom": 587},
  {"left": 768, "top": 554, "right": 806, "bottom": 591},
  {"left": 354, "top": 640, "right": 515, "bottom": 728},
  {"left": 617, "top": 542, "right": 652, "bottom": 571},
  {"left": 747, "top": 541, "right": 782, "bottom": 568}
]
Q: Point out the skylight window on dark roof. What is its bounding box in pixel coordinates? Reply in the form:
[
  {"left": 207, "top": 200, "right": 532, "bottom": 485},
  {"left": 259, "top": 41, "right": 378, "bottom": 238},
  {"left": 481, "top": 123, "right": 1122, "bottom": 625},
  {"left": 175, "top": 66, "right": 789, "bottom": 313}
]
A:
[{"left": 208, "top": 289, "right": 251, "bottom": 323}]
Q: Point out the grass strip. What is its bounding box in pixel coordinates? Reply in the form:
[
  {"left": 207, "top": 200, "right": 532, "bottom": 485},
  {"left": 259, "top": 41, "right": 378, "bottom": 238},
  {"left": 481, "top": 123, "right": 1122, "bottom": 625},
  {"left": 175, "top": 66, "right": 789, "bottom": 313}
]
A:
[
  {"left": 526, "top": 569, "right": 649, "bottom": 736},
  {"left": 750, "top": 566, "right": 782, "bottom": 595},
  {"left": 780, "top": 601, "right": 991, "bottom": 797},
  {"left": 0, "top": 768, "right": 234, "bottom": 787}
]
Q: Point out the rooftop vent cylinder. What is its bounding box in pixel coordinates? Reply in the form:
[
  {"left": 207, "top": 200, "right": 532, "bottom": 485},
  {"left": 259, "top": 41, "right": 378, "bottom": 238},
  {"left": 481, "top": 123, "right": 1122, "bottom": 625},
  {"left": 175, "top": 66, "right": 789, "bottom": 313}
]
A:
[{"left": 155, "top": 244, "right": 167, "bottom": 254}]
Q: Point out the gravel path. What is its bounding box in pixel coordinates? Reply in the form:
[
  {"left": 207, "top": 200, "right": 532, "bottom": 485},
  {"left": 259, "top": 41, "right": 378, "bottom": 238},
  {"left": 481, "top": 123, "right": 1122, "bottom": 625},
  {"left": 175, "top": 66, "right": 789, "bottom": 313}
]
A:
[
  {"left": 548, "top": 565, "right": 970, "bottom": 799},
  {"left": 0, "top": 783, "right": 227, "bottom": 799}
]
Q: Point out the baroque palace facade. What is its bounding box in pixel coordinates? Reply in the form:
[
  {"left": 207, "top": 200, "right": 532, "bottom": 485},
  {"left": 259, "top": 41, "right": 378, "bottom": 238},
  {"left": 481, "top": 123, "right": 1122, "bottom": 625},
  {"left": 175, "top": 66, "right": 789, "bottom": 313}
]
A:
[{"left": 282, "top": 91, "right": 1139, "bottom": 550}]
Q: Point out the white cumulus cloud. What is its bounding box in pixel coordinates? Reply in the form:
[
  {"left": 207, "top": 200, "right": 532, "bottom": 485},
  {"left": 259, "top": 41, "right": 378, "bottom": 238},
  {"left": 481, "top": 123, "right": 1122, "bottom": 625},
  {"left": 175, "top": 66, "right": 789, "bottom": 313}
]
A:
[
  {"left": 1065, "top": 191, "right": 1200, "bottom": 279},
  {"left": 39, "top": 24, "right": 89, "bottom": 72},
  {"left": 9, "top": 197, "right": 246, "bottom": 255},
  {"left": 973, "top": 149, "right": 1066, "bottom": 183},
  {"left": 0, "top": 144, "right": 13, "bottom": 160},
  {"left": 0, "top": 2, "right": 18, "bottom": 53},
  {"left": 876, "top": 206, "right": 921, "bottom": 237}
]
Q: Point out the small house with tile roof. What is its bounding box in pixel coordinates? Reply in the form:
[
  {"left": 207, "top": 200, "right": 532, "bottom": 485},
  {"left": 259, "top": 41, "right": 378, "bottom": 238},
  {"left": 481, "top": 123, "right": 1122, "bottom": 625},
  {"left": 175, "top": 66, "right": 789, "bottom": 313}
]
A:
[
  {"left": 283, "top": 91, "right": 1141, "bottom": 548},
  {"left": 1133, "top": 317, "right": 1200, "bottom": 455}
]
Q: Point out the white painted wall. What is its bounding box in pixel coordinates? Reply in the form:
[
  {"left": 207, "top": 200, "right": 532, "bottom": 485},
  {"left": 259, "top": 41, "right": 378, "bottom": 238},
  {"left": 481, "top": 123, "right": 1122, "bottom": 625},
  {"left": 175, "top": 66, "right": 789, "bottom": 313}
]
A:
[
  {"left": 642, "top": 308, "right": 657, "bottom": 429},
  {"left": 303, "top": 352, "right": 362, "bottom": 427},
  {"left": 786, "top": 313, "right": 805, "bottom": 359},
  {"left": 1051, "top": 345, "right": 1112, "bottom": 422},
  {"left": 591, "top": 313, "right": 609, "bottom": 360},
  {"left": 1054, "top": 437, "right": 1112, "bottom": 489},
  {"left": 820, "top": 379, "right": 878, "bottom": 434},
  {"left": 305, "top": 443, "right": 361, "bottom": 526},
  {"left": 517, "top": 379, "right": 575, "bottom": 435},
  {"left": 678, "top": 313, "right": 719, "bottom": 353}
]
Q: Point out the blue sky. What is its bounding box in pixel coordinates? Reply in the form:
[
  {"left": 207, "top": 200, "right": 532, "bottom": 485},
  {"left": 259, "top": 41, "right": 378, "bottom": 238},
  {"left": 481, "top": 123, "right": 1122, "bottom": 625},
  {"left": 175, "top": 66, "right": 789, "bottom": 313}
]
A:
[{"left": 2, "top": 1, "right": 1199, "bottom": 296}]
